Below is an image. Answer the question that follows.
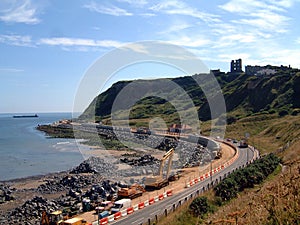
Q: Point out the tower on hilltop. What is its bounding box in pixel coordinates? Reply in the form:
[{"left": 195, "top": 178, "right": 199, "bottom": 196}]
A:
[{"left": 231, "top": 59, "right": 242, "bottom": 73}]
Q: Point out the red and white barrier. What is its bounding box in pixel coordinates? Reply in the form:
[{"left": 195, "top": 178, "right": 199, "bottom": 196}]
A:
[
  {"left": 138, "top": 202, "right": 145, "bottom": 209},
  {"left": 149, "top": 197, "right": 155, "bottom": 205},
  {"left": 167, "top": 190, "right": 173, "bottom": 196},
  {"left": 127, "top": 207, "right": 134, "bottom": 214},
  {"left": 95, "top": 189, "right": 174, "bottom": 224},
  {"left": 163, "top": 192, "right": 167, "bottom": 198},
  {"left": 114, "top": 212, "right": 121, "bottom": 220},
  {"left": 133, "top": 204, "right": 139, "bottom": 212},
  {"left": 158, "top": 194, "right": 164, "bottom": 200},
  {"left": 108, "top": 215, "right": 114, "bottom": 223},
  {"left": 121, "top": 209, "right": 127, "bottom": 217},
  {"left": 99, "top": 218, "right": 108, "bottom": 225}
]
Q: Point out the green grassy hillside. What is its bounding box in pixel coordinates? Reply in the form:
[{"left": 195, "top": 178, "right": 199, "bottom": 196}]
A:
[{"left": 80, "top": 67, "right": 300, "bottom": 127}]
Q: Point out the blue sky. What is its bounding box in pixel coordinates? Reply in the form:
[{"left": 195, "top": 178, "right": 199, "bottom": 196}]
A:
[{"left": 1, "top": 0, "right": 300, "bottom": 113}]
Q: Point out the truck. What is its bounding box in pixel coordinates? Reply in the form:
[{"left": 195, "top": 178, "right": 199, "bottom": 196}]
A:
[
  {"left": 62, "top": 217, "right": 87, "bottom": 225},
  {"left": 144, "top": 148, "right": 174, "bottom": 190},
  {"left": 111, "top": 199, "right": 132, "bottom": 214},
  {"left": 117, "top": 184, "right": 145, "bottom": 199},
  {"left": 239, "top": 139, "right": 248, "bottom": 148},
  {"left": 95, "top": 201, "right": 113, "bottom": 213}
]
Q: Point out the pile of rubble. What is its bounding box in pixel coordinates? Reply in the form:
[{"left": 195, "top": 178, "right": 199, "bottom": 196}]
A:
[
  {"left": 120, "top": 154, "right": 159, "bottom": 166},
  {"left": 37, "top": 174, "right": 101, "bottom": 194},
  {"left": 0, "top": 196, "right": 60, "bottom": 225},
  {"left": 0, "top": 179, "right": 125, "bottom": 225},
  {"left": 0, "top": 183, "right": 14, "bottom": 204},
  {"left": 71, "top": 157, "right": 118, "bottom": 177}
]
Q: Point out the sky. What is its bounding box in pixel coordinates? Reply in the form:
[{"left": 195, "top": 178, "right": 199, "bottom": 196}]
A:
[{"left": 1, "top": 0, "right": 300, "bottom": 113}]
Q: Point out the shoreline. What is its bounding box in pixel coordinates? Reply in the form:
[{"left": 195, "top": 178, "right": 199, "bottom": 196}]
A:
[{"left": 0, "top": 142, "right": 236, "bottom": 224}]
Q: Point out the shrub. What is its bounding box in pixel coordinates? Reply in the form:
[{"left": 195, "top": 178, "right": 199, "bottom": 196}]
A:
[
  {"left": 189, "top": 196, "right": 211, "bottom": 217},
  {"left": 214, "top": 153, "right": 280, "bottom": 202}
]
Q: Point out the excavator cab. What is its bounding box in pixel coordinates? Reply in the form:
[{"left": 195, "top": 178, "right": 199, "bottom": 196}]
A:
[
  {"left": 49, "top": 210, "right": 64, "bottom": 225},
  {"left": 41, "top": 210, "right": 64, "bottom": 225}
]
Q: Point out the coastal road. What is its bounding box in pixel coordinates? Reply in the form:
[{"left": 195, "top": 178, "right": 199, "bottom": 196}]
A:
[{"left": 109, "top": 146, "right": 256, "bottom": 225}]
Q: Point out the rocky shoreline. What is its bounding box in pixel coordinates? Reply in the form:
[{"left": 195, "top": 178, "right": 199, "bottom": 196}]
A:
[
  {"left": 0, "top": 157, "right": 125, "bottom": 225},
  {"left": 1, "top": 124, "right": 215, "bottom": 224}
]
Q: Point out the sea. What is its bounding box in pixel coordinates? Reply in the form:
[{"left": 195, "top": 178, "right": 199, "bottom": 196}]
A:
[{"left": 0, "top": 112, "right": 87, "bottom": 181}]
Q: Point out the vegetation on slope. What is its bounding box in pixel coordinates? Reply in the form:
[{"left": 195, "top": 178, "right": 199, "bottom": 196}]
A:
[
  {"left": 157, "top": 114, "right": 300, "bottom": 225},
  {"left": 80, "top": 68, "right": 300, "bottom": 126}
]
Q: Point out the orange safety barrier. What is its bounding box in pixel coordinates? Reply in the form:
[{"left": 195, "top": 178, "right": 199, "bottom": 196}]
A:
[
  {"left": 205, "top": 173, "right": 209, "bottom": 178},
  {"left": 200, "top": 175, "right": 204, "bottom": 181},
  {"left": 221, "top": 165, "right": 224, "bottom": 169},
  {"left": 138, "top": 202, "right": 145, "bottom": 209},
  {"left": 114, "top": 212, "right": 122, "bottom": 220},
  {"left": 149, "top": 198, "right": 155, "bottom": 205},
  {"left": 99, "top": 218, "right": 108, "bottom": 225},
  {"left": 194, "top": 178, "right": 199, "bottom": 183},
  {"left": 127, "top": 207, "right": 134, "bottom": 214},
  {"left": 159, "top": 194, "right": 164, "bottom": 200},
  {"left": 166, "top": 190, "right": 173, "bottom": 196}
]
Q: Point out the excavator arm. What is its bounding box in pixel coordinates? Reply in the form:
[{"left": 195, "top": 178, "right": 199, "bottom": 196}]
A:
[
  {"left": 41, "top": 211, "right": 49, "bottom": 225},
  {"left": 158, "top": 148, "right": 174, "bottom": 178}
]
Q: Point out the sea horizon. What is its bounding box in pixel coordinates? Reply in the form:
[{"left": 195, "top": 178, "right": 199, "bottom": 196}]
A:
[{"left": 0, "top": 112, "right": 86, "bottom": 181}]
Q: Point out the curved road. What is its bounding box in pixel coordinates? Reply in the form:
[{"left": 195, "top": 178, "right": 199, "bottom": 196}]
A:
[{"left": 108, "top": 145, "right": 256, "bottom": 225}]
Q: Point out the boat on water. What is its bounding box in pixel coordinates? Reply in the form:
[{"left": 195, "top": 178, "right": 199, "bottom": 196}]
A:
[{"left": 13, "top": 114, "right": 39, "bottom": 118}]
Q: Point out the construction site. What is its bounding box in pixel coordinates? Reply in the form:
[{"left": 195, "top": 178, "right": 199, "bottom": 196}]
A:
[{"left": 0, "top": 126, "right": 236, "bottom": 225}]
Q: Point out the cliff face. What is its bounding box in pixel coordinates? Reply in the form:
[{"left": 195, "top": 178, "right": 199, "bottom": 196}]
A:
[{"left": 80, "top": 69, "right": 300, "bottom": 123}]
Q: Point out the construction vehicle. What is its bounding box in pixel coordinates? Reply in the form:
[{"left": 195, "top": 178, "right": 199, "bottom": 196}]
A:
[
  {"left": 117, "top": 184, "right": 146, "bottom": 199},
  {"left": 168, "top": 170, "right": 182, "bottom": 182},
  {"left": 145, "top": 148, "right": 174, "bottom": 190},
  {"left": 95, "top": 200, "right": 113, "bottom": 213},
  {"left": 111, "top": 199, "right": 132, "bottom": 214},
  {"left": 41, "top": 210, "right": 64, "bottom": 225},
  {"left": 239, "top": 139, "right": 248, "bottom": 148},
  {"left": 212, "top": 149, "right": 222, "bottom": 159},
  {"left": 61, "top": 217, "right": 87, "bottom": 225}
]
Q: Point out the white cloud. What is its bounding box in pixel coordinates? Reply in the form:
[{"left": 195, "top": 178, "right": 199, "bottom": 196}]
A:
[
  {"left": 0, "top": 0, "right": 40, "bottom": 24},
  {"left": 117, "top": 0, "right": 148, "bottom": 7},
  {"left": 219, "top": 0, "right": 290, "bottom": 33},
  {"left": 39, "top": 37, "right": 123, "bottom": 48},
  {"left": 84, "top": 1, "right": 132, "bottom": 16},
  {"left": 0, "top": 34, "right": 34, "bottom": 47},
  {"left": 150, "top": 0, "right": 220, "bottom": 23},
  {"left": 168, "top": 36, "right": 212, "bottom": 48},
  {"left": 139, "top": 13, "right": 156, "bottom": 17},
  {"left": 161, "top": 22, "right": 193, "bottom": 34},
  {"left": 220, "top": 0, "right": 272, "bottom": 13},
  {"left": 0, "top": 68, "right": 24, "bottom": 73},
  {"left": 233, "top": 10, "right": 290, "bottom": 33},
  {"left": 212, "top": 33, "right": 257, "bottom": 49}
]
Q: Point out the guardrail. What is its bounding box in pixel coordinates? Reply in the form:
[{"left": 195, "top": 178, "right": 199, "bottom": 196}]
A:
[
  {"left": 185, "top": 141, "right": 239, "bottom": 188},
  {"left": 142, "top": 143, "right": 259, "bottom": 225},
  {"left": 96, "top": 142, "right": 259, "bottom": 225},
  {"left": 96, "top": 189, "right": 174, "bottom": 225}
]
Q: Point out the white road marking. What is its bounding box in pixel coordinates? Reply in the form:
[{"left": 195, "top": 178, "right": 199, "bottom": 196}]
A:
[{"left": 131, "top": 218, "right": 144, "bottom": 224}]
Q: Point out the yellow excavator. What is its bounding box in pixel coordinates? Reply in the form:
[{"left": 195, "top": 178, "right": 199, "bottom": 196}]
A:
[
  {"left": 41, "top": 210, "right": 64, "bottom": 225},
  {"left": 41, "top": 210, "right": 88, "bottom": 225},
  {"left": 117, "top": 183, "right": 146, "bottom": 199},
  {"left": 145, "top": 148, "right": 174, "bottom": 190}
]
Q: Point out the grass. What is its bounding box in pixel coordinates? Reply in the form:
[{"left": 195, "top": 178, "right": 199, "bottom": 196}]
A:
[{"left": 156, "top": 114, "right": 300, "bottom": 225}]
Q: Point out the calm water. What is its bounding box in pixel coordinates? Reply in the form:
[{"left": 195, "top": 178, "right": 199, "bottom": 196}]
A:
[{"left": 0, "top": 113, "right": 85, "bottom": 181}]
